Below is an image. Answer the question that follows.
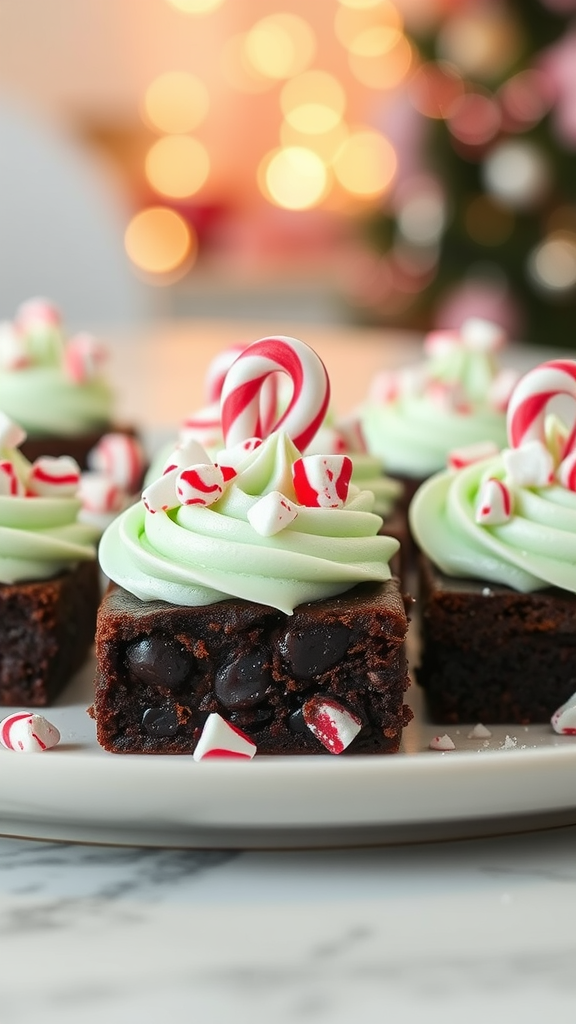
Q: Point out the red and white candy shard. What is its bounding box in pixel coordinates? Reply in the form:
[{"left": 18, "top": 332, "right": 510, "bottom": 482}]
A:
[
  {"left": 475, "top": 477, "right": 513, "bottom": 525},
  {"left": 447, "top": 441, "right": 499, "bottom": 471},
  {"left": 292, "top": 454, "right": 352, "bottom": 509},
  {"left": 176, "top": 463, "right": 225, "bottom": 506},
  {"left": 334, "top": 414, "right": 367, "bottom": 454},
  {"left": 142, "top": 467, "right": 180, "bottom": 513},
  {"left": 304, "top": 425, "right": 347, "bottom": 456},
  {"left": 502, "top": 440, "right": 553, "bottom": 488},
  {"left": 302, "top": 697, "right": 362, "bottom": 754},
  {"left": 215, "top": 437, "right": 262, "bottom": 476},
  {"left": 557, "top": 450, "right": 576, "bottom": 491},
  {"left": 79, "top": 472, "right": 123, "bottom": 514},
  {"left": 551, "top": 692, "right": 576, "bottom": 735},
  {"left": 64, "top": 332, "right": 107, "bottom": 383},
  {"left": 162, "top": 437, "right": 211, "bottom": 475},
  {"left": 0, "top": 712, "right": 60, "bottom": 753},
  {"left": 460, "top": 317, "right": 506, "bottom": 352},
  {"left": 0, "top": 411, "right": 26, "bottom": 451},
  {"left": 0, "top": 321, "right": 30, "bottom": 370},
  {"left": 220, "top": 335, "right": 330, "bottom": 452},
  {"left": 15, "top": 297, "right": 61, "bottom": 331},
  {"left": 0, "top": 460, "right": 24, "bottom": 497},
  {"left": 87, "top": 433, "right": 145, "bottom": 493},
  {"left": 28, "top": 456, "right": 81, "bottom": 497},
  {"left": 247, "top": 491, "right": 298, "bottom": 536},
  {"left": 429, "top": 733, "right": 456, "bottom": 751},
  {"left": 193, "top": 713, "right": 257, "bottom": 761}
]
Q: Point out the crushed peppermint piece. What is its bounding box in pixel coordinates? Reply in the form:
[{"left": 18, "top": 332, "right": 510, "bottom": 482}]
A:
[
  {"left": 468, "top": 723, "right": 492, "bottom": 739},
  {"left": 429, "top": 733, "right": 455, "bottom": 751},
  {"left": 0, "top": 712, "right": 60, "bottom": 753},
  {"left": 500, "top": 735, "right": 518, "bottom": 750},
  {"left": 551, "top": 691, "right": 576, "bottom": 735}
]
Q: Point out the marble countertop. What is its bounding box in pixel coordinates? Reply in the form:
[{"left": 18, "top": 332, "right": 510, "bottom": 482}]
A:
[{"left": 2, "top": 826, "right": 576, "bottom": 1022}]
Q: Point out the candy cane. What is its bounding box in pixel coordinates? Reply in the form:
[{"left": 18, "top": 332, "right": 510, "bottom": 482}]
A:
[
  {"left": 506, "top": 359, "right": 576, "bottom": 455},
  {"left": 204, "top": 344, "right": 278, "bottom": 438},
  {"left": 220, "top": 336, "right": 330, "bottom": 452}
]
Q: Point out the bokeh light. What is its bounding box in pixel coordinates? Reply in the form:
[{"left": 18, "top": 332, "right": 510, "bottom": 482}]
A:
[
  {"left": 447, "top": 92, "right": 501, "bottom": 148},
  {"left": 499, "top": 70, "right": 553, "bottom": 132},
  {"left": 409, "top": 61, "right": 464, "bottom": 118},
  {"left": 528, "top": 232, "right": 576, "bottom": 294},
  {"left": 259, "top": 146, "right": 329, "bottom": 210},
  {"left": 395, "top": 176, "right": 447, "bottom": 246},
  {"left": 125, "top": 207, "right": 196, "bottom": 277},
  {"left": 244, "top": 14, "right": 316, "bottom": 81},
  {"left": 145, "top": 136, "right": 210, "bottom": 198},
  {"left": 143, "top": 72, "right": 209, "bottom": 134},
  {"left": 280, "top": 71, "right": 346, "bottom": 134},
  {"left": 335, "top": 0, "right": 402, "bottom": 51},
  {"left": 280, "top": 119, "right": 349, "bottom": 164},
  {"left": 337, "top": 0, "right": 386, "bottom": 8},
  {"left": 165, "top": 0, "right": 225, "bottom": 12},
  {"left": 437, "top": 6, "right": 523, "bottom": 80},
  {"left": 348, "top": 35, "right": 412, "bottom": 89},
  {"left": 333, "top": 129, "right": 397, "bottom": 198},
  {"left": 220, "top": 33, "right": 273, "bottom": 93},
  {"left": 482, "top": 140, "right": 550, "bottom": 209}
]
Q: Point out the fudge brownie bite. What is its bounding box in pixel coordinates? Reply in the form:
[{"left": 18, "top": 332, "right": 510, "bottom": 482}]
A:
[
  {"left": 409, "top": 357, "right": 576, "bottom": 725},
  {"left": 0, "top": 413, "right": 100, "bottom": 705},
  {"left": 0, "top": 297, "right": 126, "bottom": 469},
  {"left": 92, "top": 335, "right": 411, "bottom": 756}
]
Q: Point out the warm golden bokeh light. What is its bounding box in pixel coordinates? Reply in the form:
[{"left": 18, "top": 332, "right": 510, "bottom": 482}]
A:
[
  {"left": 281, "top": 70, "right": 345, "bottom": 116},
  {"left": 166, "top": 0, "right": 224, "bottom": 13},
  {"left": 244, "top": 14, "right": 316, "bottom": 80},
  {"left": 145, "top": 136, "right": 210, "bottom": 199},
  {"left": 280, "top": 119, "right": 349, "bottom": 163},
  {"left": 285, "top": 103, "right": 342, "bottom": 134},
  {"left": 348, "top": 35, "right": 412, "bottom": 90},
  {"left": 259, "top": 146, "right": 329, "bottom": 210},
  {"left": 348, "top": 24, "right": 402, "bottom": 56},
  {"left": 335, "top": 0, "right": 402, "bottom": 51},
  {"left": 333, "top": 129, "right": 397, "bottom": 198},
  {"left": 143, "top": 72, "right": 209, "bottom": 134},
  {"left": 220, "top": 33, "right": 273, "bottom": 93},
  {"left": 125, "top": 207, "right": 196, "bottom": 277}
]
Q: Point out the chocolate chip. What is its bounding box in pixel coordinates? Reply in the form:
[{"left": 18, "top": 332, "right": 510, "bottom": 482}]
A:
[
  {"left": 280, "top": 624, "right": 351, "bottom": 678},
  {"left": 287, "top": 708, "right": 307, "bottom": 734},
  {"left": 142, "top": 707, "right": 179, "bottom": 737},
  {"left": 126, "top": 636, "right": 192, "bottom": 691},
  {"left": 215, "top": 652, "right": 271, "bottom": 709},
  {"left": 229, "top": 707, "right": 274, "bottom": 733}
]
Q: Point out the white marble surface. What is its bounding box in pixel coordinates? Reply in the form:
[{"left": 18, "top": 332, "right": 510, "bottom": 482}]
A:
[{"left": 2, "top": 827, "right": 576, "bottom": 1022}]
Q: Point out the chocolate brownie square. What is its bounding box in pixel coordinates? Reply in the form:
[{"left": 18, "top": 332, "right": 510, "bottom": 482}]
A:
[
  {"left": 0, "top": 561, "right": 100, "bottom": 705},
  {"left": 417, "top": 553, "right": 576, "bottom": 724},
  {"left": 91, "top": 579, "right": 412, "bottom": 755}
]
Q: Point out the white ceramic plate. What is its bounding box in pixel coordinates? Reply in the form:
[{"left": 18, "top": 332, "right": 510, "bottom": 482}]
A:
[{"left": 2, "top": 654, "right": 576, "bottom": 848}]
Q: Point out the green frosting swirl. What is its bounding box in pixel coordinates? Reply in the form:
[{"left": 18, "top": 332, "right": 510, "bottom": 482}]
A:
[
  {"left": 361, "top": 346, "right": 508, "bottom": 478},
  {"left": 0, "top": 448, "right": 99, "bottom": 584},
  {"left": 0, "top": 366, "right": 113, "bottom": 438},
  {"left": 100, "top": 431, "right": 399, "bottom": 614},
  {"left": 409, "top": 455, "right": 576, "bottom": 593}
]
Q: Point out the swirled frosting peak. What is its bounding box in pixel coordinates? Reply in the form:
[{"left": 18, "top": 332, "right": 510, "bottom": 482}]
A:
[
  {"left": 410, "top": 358, "right": 576, "bottom": 594},
  {"left": 100, "top": 430, "right": 399, "bottom": 615},
  {"left": 0, "top": 298, "right": 114, "bottom": 437},
  {"left": 0, "top": 413, "right": 99, "bottom": 583},
  {"left": 361, "top": 318, "right": 514, "bottom": 479}
]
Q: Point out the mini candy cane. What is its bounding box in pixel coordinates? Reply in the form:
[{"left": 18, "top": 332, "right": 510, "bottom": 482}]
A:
[
  {"left": 0, "top": 712, "right": 60, "bottom": 753},
  {"left": 506, "top": 359, "right": 576, "bottom": 455},
  {"left": 0, "top": 460, "right": 24, "bottom": 497},
  {"left": 28, "top": 456, "right": 81, "bottom": 497},
  {"left": 193, "top": 713, "right": 257, "bottom": 761},
  {"left": 87, "top": 433, "right": 145, "bottom": 492},
  {"left": 220, "top": 336, "right": 330, "bottom": 452},
  {"left": 292, "top": 454, "right": 352, "bottom": 509},
  {"left": 206, "top": 344, "right": 278, "bottom": 437},
  {"left": 475, "top": 477, "right": 513, "bottom": 525}
]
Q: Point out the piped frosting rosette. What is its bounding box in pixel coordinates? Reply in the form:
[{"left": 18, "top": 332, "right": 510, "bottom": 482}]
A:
[
  {"left": 0, "top": 412, "right": 99, "bottom": 583},
  {"left": 148, "top": 341, "right": 402, "bottom": 519},
  {"left": 361, "top": 318, "right": 515, "bottom": 478},
  {"left": 100, "top": 335, "right": 398, "bottom": 615},
  {"left": 409, "top": 358, "right": 576, "bottom": 593},
  {"left": 0, "top": 298, "right": 113, "bottom": 437}
]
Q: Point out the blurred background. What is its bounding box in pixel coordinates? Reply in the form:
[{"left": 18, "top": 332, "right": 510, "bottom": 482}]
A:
[{"left": 2, "top": 0, "right": 576, "bottom": 344}]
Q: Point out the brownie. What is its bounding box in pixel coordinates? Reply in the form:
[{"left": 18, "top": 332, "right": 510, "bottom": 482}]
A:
[
  {"left": 417, "top": 553, "right": 576, "bottom": 724},
  {"left": 0, "top": 561, "right": 100, "bottom": 706},
  {"left": 91, "top": 579, "right": 412, "bottom": 755}
]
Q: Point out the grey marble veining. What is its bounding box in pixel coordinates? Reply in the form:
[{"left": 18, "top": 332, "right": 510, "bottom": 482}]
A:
[{"left": 2, "top": 829, "right": 576, "bottom": 1023}]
